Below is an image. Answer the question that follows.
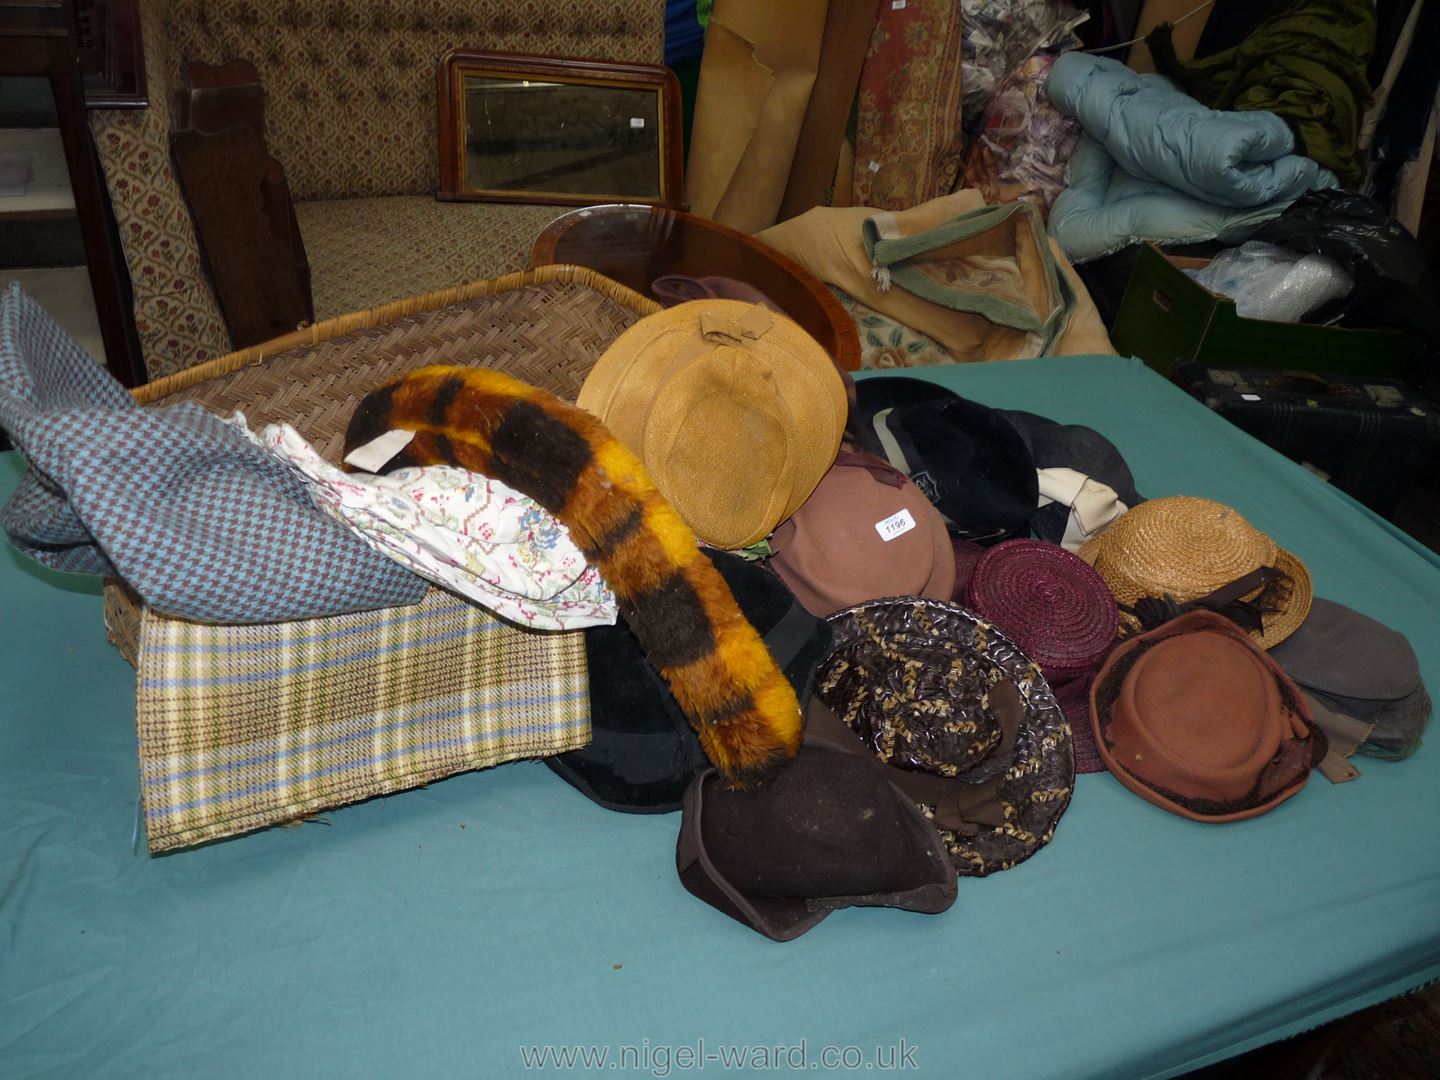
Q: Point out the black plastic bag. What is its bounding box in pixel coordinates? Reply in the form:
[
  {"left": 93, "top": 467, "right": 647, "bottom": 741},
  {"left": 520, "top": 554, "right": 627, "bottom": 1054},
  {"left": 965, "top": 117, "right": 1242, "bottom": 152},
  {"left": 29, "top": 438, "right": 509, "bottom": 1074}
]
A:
[{"left": 1253, "top": 189, "right": 1440, "bottom": 350}]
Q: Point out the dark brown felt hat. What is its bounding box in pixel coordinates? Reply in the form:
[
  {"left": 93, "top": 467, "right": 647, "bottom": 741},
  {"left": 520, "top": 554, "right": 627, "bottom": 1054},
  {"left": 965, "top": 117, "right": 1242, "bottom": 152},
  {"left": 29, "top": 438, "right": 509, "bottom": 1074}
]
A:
[
  {"left": 1090, "top": 611, "right": 1326, "bottom": 822},
  {"left": 676, "top": 700, "right": 958, "bottom": 941}
]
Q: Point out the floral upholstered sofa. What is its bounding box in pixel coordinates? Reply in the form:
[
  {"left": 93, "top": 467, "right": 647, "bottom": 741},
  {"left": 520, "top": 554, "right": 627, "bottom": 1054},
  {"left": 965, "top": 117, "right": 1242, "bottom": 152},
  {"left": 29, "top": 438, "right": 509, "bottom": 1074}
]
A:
[{"left": 88, "top": 0, "right": 664, "bottom": 380}]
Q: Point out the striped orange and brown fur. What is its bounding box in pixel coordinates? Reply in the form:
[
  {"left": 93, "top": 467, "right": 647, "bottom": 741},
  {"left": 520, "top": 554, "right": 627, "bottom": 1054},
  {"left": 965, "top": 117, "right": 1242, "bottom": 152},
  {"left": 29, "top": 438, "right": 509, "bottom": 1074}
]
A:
[{"left": 344, "top": 365, "right": 804, "bottom": 785}]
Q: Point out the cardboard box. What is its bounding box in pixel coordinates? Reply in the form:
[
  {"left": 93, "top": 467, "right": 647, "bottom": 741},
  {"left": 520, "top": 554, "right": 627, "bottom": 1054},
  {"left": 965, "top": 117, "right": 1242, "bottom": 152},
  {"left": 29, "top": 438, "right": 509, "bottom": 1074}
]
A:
[{"left": 1111, "top": 242, "right": 1418, "bottom": 380}]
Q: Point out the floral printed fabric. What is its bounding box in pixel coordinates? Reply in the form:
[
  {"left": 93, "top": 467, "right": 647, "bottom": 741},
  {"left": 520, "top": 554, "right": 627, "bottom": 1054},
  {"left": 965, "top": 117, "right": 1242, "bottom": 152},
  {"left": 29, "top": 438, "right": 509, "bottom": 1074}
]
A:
[
  {"left": 249, "top": 421, "right": 617, "bottom": 630},
  {"left": 851, "top": 0, "right": 967, "bottom": 212},
  {"left": 961, "top": 0, "right": 1088, "bottom": 131},
  {"left": 961, "top": 53, "right": 1082, "bottom": 216},
  {"left": 830, "top": 286, "right": 956, "bottom": 368}
]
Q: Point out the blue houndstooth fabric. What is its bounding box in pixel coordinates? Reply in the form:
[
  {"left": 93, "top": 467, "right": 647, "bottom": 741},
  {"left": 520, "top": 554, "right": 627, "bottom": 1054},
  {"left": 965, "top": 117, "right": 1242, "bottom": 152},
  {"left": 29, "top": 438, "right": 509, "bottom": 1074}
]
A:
[{"left": 0, "top": 284, "right": 427, "bottom": 623}]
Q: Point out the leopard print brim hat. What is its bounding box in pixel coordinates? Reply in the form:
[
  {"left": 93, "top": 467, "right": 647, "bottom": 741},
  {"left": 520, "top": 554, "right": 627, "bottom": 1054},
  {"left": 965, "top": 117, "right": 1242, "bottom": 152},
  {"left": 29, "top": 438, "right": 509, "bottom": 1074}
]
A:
[{"left": 816, "top": 597, "right": 1076, "bottom": 877}]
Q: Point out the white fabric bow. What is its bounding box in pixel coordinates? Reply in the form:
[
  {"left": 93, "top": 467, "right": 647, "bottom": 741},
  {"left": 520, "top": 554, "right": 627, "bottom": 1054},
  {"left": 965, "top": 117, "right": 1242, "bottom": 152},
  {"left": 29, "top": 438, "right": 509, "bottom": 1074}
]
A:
[{"left": 1035, "top": 467, "right": 1129, "bottom": 551}]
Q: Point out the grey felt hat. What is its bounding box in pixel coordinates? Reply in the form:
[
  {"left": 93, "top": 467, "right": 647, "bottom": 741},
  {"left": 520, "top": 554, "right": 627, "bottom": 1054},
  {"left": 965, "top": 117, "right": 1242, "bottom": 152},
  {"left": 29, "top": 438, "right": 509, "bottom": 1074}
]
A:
[{"left": 1268, "top": 598, "right": 1431, "bottom": 760}]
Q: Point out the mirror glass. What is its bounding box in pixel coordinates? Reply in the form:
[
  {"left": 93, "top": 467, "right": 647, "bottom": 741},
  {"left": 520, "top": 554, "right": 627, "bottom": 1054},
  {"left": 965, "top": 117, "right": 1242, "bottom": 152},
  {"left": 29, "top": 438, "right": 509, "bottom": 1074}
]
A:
[{"left": 461, "top": 76, "right": 662, "bottom": 200}]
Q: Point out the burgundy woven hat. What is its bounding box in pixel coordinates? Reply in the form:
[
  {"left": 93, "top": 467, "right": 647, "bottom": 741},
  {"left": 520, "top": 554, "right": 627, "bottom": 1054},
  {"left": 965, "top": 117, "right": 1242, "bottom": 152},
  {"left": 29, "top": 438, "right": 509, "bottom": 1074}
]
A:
[{"left": 965, "top": 539, "right": 1118, "bottom": 774}]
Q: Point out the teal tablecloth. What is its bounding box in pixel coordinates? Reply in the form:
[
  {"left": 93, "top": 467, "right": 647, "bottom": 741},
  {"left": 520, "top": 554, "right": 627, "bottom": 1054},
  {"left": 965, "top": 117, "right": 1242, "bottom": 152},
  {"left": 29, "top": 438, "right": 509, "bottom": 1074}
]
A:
[{"left": 3, "top": 356, "right": 1438, "bottom": 1079}]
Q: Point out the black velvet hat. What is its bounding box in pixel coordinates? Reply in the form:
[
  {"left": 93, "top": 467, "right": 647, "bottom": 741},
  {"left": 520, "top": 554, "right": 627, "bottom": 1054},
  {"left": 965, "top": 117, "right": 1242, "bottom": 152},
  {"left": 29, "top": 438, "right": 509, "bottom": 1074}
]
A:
[
  {"left": 849, "top": 376, "right": 1037, "bottom": 543},
  {"left": 546, "top": 550, "right": 832, "bottom": 812}
]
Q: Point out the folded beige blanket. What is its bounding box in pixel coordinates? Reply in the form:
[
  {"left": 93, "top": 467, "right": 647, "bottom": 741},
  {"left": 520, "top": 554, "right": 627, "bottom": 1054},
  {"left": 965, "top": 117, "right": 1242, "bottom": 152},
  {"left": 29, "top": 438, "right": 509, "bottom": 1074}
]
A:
[{"left": 756, "top": 190, "right": 1115, "bottom": 362}]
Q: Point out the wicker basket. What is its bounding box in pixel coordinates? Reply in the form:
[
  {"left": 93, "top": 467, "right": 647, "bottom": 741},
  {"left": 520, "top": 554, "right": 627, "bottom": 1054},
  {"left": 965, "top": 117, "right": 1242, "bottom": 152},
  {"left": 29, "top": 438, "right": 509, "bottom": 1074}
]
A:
[
  {"left": 106, "top": 264, "right": 658, "bottom": 659},
  {"left": 110, "top": 265, "right": 659, "bottom": 851}
]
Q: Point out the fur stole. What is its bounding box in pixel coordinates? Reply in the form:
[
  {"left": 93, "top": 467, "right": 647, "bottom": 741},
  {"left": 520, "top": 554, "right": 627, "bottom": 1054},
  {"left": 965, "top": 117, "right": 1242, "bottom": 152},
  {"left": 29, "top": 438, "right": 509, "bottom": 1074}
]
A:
[{"left": 344, "top": 365, "right": 804, "bottom": 785}]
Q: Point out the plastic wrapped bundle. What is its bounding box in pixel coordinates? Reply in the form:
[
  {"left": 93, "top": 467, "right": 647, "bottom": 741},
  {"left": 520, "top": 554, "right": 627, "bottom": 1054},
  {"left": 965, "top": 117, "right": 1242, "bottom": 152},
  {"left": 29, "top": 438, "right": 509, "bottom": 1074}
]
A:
[{"left": 1186, "top": 241, "right": 1353, "bottom": 323}]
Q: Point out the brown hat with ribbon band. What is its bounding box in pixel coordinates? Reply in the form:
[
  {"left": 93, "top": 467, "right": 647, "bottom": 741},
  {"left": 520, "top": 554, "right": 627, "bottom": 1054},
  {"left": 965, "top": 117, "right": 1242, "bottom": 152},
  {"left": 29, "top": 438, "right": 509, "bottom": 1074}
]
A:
[
  {"left": 1077, "top": 496, "right": 1313, "bottom": 649},
  {"left": 815, "top": 597, "right": 1075, "bottom": 876},
  {"left": 578, "top": 299, "right": 848, "bottom": 550},
  {"left": 769, "top": 448, "right": 955, "bottom": 618},
  {"left": 1090, "top": 610, "right": 1326, "bottom": 822}
]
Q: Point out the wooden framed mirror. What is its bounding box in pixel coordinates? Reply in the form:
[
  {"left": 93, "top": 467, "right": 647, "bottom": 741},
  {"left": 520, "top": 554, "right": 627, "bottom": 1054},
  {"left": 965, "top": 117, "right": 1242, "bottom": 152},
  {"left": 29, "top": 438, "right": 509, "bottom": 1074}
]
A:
[{"left": 437, "top": 50, "right": 683, "bottom": 208}]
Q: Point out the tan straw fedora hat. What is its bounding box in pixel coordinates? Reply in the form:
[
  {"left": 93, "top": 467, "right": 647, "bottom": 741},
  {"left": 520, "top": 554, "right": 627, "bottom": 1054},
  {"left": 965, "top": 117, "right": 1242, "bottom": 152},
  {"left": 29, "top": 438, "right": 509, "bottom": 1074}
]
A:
[
  {"left": 577, "top": 300, "right": 847, "bottom": 550},
  {"left": 1076, "top": 495, "right": 1312, "bottom": 649}
]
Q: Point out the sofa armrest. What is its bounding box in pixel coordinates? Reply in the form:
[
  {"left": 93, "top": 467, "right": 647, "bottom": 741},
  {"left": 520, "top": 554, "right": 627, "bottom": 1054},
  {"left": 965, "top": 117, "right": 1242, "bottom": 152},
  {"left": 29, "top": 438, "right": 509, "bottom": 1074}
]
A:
[{"left": 88, "top": 0, "right": 232, "bottom": 381}]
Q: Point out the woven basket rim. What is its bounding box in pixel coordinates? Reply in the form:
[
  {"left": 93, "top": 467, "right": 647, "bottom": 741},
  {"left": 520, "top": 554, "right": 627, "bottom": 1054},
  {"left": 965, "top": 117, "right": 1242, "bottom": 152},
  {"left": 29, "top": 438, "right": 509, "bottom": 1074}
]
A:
[
  {"left": 105, "top": 264, "right": 660, "bottom": 661},
  {"left": 129, "top": 264, "right": 660, "bottom": 405}
]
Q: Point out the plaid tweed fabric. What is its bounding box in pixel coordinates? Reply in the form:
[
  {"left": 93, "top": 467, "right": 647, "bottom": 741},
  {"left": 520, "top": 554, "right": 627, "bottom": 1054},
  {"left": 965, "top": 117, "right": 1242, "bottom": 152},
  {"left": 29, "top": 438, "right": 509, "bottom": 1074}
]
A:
[
  {"left": 0, "top": 285, "right": 426, "bottom": 622},
  {"left": 135, "top": 586, "right": 590, "bottom": 851}
]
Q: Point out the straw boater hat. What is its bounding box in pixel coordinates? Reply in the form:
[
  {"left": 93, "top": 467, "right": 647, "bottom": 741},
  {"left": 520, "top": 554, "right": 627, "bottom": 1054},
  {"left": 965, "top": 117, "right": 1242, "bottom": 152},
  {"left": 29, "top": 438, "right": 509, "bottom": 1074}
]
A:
[
  {"left": 815, "top": 597, "right": 1075, "bottom": 877},
  {"left": 577, "top": 300, "right": 848, "bottom": 550},
  {"left": 1077, "top": 496, "right": 1313, "bottom": 649}
]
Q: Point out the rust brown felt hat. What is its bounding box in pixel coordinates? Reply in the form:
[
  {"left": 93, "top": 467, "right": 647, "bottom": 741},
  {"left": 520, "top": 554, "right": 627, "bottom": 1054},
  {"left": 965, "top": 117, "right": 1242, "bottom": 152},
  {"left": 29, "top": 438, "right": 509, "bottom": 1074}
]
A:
[
  {"left": 1090, "top": 611, "right": 1326, "bottom": 823},
  {"left": 577, "top": 300, "right": 847, "bottom": 550}
]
